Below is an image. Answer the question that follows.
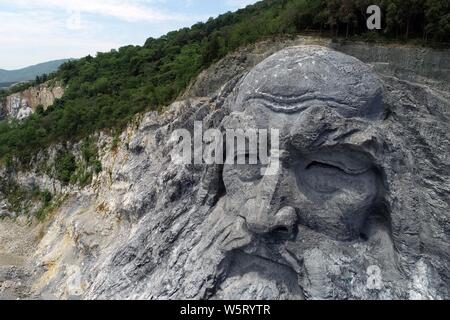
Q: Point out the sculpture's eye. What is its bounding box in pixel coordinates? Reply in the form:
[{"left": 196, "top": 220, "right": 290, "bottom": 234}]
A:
[
  {"left": 303, "top": 161, "right": 349, "bottom": 193},
  {"left": 298, "top": 150, "right": 373, "bottom": 195}
]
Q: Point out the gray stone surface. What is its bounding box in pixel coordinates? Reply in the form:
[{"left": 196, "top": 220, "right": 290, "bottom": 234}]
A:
[
  {"left": 0, "top": 43, "right": 449, "bottom": 300},
  {"left": 232, "top": 46, "right": 384, "bottom": 118},
  {"left": 187, "top": 36, "right": 450, "bottom": 98}
]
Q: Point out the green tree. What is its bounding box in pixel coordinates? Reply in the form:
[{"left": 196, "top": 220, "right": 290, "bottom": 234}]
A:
[
  {"left": 55, "top": 151, "right": 76, "bottom": 184},
  {"left": 340, "top": 0, "right": 357, "bottom": 37},
  {"left": 425, "top": 0, "right": 450, "bottom": 41}
]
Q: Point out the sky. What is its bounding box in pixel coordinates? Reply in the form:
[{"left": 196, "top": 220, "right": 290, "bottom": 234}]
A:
[{"left": 0, "top": 0, "right": 259, "bottom": 70}]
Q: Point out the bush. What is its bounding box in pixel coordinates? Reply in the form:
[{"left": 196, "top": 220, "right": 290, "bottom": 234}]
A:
[
  {"left": 55, "top": 151, "right": 76, "bottom": 184},
  {"left": 92, "top": 160, "right": 103, "bottom": 174},
  {"left": 40, "top": 190, "right": 53, "bottom": 205}
]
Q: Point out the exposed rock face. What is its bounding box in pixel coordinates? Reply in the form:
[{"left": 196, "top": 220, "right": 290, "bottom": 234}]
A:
[
  {"left": 0, "top": 40, "right": 448, "bottom": 300},
  {"left": 333, "top": 43, "right": 450, "bottom": 92},
  {"left": 0, "top": 81, "right": 64, "bottom": 120},
  {"left": 187, "top": 37, "right": 449, "bottom": 97}
]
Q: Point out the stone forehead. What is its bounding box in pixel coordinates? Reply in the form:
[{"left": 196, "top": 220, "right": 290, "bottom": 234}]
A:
[{"left": 234, "top": 46, "right": 383, "bottom": 119}]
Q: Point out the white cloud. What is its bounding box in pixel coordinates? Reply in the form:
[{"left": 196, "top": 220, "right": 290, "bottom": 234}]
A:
[
  {"left": 0, "top": 10, "right": 122, "bottom": 69},
  {"left": 66, "top": 10, "right": 83, "bottom": 30},
  {"left": 0, "top": 1, "right": 195, "bottom": 68},
  {"left": 225, "top": 0, "right": 257, "bottom": 9},
  {"left": 0, "top": 0, "right": 259, "bottom": 68},
  {"left": 6, "top": 0, "right": 194, "bottom": 23}
]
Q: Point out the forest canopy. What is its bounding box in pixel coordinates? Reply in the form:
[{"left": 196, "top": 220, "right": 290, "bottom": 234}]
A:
[{"left": 0, "top": 0, "right": 449, "bottom": 163}]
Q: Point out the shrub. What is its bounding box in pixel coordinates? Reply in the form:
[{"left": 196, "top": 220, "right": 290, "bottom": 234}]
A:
[{"left": 55, "top": 151, "right": 76, "bottom": 184}]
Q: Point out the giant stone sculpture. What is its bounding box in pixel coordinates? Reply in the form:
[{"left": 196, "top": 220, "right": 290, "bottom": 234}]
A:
[
  {"left": 207, "top": 46, "right": 392, "bottom": 299},
  {"left": 87, "top": 46, "right": 448, "bottom": 300}
]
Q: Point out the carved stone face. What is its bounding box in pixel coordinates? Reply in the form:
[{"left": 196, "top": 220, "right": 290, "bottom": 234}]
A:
[{"left": 216, "top": 46, "right": 394, "bottom": 299}]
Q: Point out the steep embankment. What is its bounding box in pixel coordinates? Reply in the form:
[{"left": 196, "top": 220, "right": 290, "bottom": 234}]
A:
[
  {"left": 0, "top": 37, "right": 448, "bottom": 300},
  {"left": 0, "top": 81, "right": 64, "bottom": 121},
  {"left": 188, "top": 37, "right": 450, "bottom": 96}
]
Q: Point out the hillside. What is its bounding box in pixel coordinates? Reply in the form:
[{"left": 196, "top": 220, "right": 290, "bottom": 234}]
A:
[
  {"left": 0, "top": 59, "right": 70, "bottom": 87},
  {"left": 0, "top": 0, "right": 449, "bottom": 164}
]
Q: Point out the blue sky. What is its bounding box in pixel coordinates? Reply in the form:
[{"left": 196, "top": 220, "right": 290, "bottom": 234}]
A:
[{"left": 0, "top": 0, "right": 258, "bottom": 70}]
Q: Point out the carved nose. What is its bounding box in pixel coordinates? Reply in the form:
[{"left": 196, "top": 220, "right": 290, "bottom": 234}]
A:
[
  {"left": 244, "top": 154, "right": 297, "bottom": 235},
  {"left": 246, "top": 206, "right": 298, "bottom": 235}
]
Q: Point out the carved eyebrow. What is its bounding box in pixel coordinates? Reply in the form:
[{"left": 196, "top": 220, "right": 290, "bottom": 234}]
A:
[
  {"left": 307, "top": 149, "right": 373, "bottom": 175},
  {"left": 245, "top": 92, "right": 356, "bottom": 114},
  {"left": 311, "top": 128, "right": 362, "bottom": 148},
  {"left": 332, "top": 128, "right": 361, "bottom": 142},
  {"left": 307, "top": 159, "right": 370, "bottom": 175}
]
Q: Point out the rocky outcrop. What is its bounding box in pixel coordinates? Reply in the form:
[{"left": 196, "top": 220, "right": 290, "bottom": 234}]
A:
[
  {"left": 0, "top": 81, "right": 64, "bottom": 121},
  {"left": 0, "top": 38, "right": 448, "bottom": 300},
  {"left": 333, "top": 42, "right": 450, "bottom": 92},
  {"left": 187, "top": 36, "right": 450, "bottom": 97}
]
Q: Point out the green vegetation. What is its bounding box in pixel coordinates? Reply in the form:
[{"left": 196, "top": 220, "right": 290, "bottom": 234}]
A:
[
  {"left": 82, "top": 138, "right": 102, "bottom": 173},
  {"left": 35, "top": 193, "right": 66, "bottom": 221},
  {"left": 34, "top": 188, "right": 54, "bottom": 221},
  {"left": 0, "top": 82, "right": 16, "bottom": 90},
  {"left": 54, "top": 139, "right": 102, "bottom": 186},
  {"left": 55, "top": 151, "right": 77, "bottom": 184},
  {"left": 0, "top": 178, "right": 59, "bottom": 220},
  {"left": 0, "top": 0, "right": 448, "bottom": 168},
  {"left": 0, "top": 179, "right": 31, "bottom": 214}
]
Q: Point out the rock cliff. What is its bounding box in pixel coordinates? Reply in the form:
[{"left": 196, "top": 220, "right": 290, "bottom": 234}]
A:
[{"left": 0, "top": 81, "right": 64, "bottom": 121}]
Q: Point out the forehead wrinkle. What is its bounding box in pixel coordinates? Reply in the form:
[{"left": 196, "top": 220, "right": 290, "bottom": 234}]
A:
[
  {"left": 245, "top": 91, "right": 355, "bottom": 106},
  {"left": 232, "top": 46, "right": 384, "bottom": 119},
  {"left": 244, "top": 95, "right": 358, "bottom": 115}
]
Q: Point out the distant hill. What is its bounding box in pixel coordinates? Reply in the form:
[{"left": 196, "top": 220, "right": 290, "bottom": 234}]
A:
[
  {"left": 0, "top": 59, "right": 71, "bottom": 86},
  {"left": 0, "top": 82, "right": 17, "bottom": 90}
]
